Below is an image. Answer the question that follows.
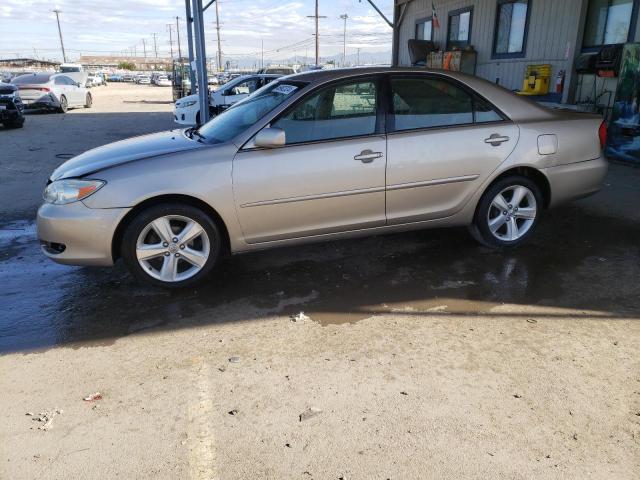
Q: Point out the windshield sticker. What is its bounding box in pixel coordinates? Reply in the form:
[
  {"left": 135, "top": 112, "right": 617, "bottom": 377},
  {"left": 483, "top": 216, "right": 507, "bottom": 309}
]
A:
[{"left": 273, "top": 84, "right": 298, "bottom": 95}]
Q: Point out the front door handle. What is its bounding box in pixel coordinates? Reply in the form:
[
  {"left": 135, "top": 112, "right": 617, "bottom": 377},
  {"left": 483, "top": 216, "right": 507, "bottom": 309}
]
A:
[
  {"left": 485, "top": 134, "right": 510, "bottom": 146},
  {"left": 354, "top": 150, "right": 383, "bottom": 163}
]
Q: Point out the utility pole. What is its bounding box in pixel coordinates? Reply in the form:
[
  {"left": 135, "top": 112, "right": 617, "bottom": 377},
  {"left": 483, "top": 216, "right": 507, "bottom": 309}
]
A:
[
  {"left": 357, "top": 47, "right": 361, "bottom": 66},
  {"left": 340, "top": 13, "right": 348, "bottom": 67},
  {"left": 52, "top": 9, "right": 67, "bottom": 63},
  {"left": 167, "top": 24, "right": 175, "bottom": 59},
  {"left": 133, "top": 45, "right": 137, "bottom": 57},
  {"left": 307, "top": 0, "right": 326, "bottom": 66},
  {"left": 214, "top": 0, "right": 223, "bottom": 72},
  {"left": 176, "top": 16, "right": 183, "bottom": 62},
  {"left": 142, "top": 38, "right": 147, "bottom": 58},
  {"left": 151, "top": 33, "right": 159, "bottom": 58},
  {"left": 261, "top": 39, "right": 264, "bottom": 69}
]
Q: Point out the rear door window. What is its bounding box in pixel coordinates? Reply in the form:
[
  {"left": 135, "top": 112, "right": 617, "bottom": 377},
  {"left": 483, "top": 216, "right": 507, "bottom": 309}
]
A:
[{"left": 390, "top": 77, "right": 503, "bottom": 131}]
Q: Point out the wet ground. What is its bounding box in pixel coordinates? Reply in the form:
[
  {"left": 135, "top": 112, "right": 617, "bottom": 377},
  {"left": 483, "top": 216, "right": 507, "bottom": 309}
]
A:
[
  {"left": 2, "top": 181, "right": 638, "bottom": 353},
  {"left": 1, "top": 83, "right": 638, "bottom": 354}
]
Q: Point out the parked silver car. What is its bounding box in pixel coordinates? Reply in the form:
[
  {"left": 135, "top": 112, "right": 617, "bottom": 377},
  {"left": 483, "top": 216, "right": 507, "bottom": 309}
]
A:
[
  {"left": 37, "top": 68, "right": 608, "bottom": 287},
  {"left": 12, "top": 72, "right": 91, "bottom": 112}
]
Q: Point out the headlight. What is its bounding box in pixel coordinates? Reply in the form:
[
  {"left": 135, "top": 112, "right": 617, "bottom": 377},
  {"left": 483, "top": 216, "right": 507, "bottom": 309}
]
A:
[
  {"left": 177, "top": 100, "right": 197, "bottom": 108},
  {"left": 43, "top": 179, "right": 106, "bottom": 205}
]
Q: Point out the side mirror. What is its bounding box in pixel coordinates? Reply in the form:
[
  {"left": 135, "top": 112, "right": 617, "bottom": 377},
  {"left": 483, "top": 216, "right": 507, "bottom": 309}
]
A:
[{"left": 254, "top": 127, "right": 286, "bottom": 148}]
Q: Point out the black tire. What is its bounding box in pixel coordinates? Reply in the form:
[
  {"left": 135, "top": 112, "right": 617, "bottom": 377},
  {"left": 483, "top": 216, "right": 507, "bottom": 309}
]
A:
[
  {"left": 121, "top": 203, "right": 223, "bottom": 288},
  {"left": 84, "top": 93, "right": 92, "bottom": 108},
  {"left": 3, "top": 118, "right": 24, "bottom": 128},
  {"left": 58, "top": 95, "right": 68, "bottom": 113},
  {"left": 470, "top": 175, "right": 543, "bottom": 248}
]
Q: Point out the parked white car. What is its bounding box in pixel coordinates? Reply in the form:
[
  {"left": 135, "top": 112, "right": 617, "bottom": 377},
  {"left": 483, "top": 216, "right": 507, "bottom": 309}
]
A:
[
  {"left": 156, "top": 75, "right": 172, "bottom": 87},
  {"left": 137, "top": 75, "right": 151, "bottom": 85},
  {"left": 173, "top": 74, "right": 281, "bottom": 125},
  {"left": 12, "top": 72, "right": 91, "bottom": 112},
  {"left": 86, "top": 73, "right": 106, "bottom": 87}
]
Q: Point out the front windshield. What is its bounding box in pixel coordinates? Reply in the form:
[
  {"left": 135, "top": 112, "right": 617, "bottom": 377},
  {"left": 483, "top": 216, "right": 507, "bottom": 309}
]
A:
[{"left": 196, "top": 80, "right": 307, "bottom": 144}]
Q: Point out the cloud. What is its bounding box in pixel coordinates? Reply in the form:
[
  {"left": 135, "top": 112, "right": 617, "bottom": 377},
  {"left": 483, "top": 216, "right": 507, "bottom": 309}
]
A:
[{"left": 0, "top": 0, "right": 392, "bottom": 61}]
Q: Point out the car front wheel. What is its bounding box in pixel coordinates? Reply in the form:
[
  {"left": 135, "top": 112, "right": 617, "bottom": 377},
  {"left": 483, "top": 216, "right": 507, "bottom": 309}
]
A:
[
  {"left": 121, "top": 203, "right": 222, "bottom": 288},
  {"left": 470, "top": 175, "right": 543, "bottom": 248}
]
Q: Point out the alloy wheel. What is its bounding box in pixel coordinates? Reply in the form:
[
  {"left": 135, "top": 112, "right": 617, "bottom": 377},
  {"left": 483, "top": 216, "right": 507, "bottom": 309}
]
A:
[
  {"left": 136, "top": 215, "right": 210, "bottom": 282},
  {"left": 486, "top": 185, "right": 537, "bottom": 242}
]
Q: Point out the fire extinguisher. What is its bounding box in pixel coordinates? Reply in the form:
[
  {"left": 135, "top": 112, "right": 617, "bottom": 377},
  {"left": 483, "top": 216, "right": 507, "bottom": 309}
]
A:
[{"left": 556, "top": 69, "right": 566, "bottom": 94}]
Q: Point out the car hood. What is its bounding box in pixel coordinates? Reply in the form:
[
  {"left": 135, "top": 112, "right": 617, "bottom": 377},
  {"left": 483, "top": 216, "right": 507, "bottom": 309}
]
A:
[{"left": 51, "top": 129, "right": 204, "bottom": 181}]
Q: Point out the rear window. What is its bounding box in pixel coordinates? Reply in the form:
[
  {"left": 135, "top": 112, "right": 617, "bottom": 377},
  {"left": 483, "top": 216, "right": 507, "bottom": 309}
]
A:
[
  {"left": 60, "top": 66, "right": 81, "bottom": 73},
  {"left": 12, "top": 73, "right": 52, "bottom": 85}
]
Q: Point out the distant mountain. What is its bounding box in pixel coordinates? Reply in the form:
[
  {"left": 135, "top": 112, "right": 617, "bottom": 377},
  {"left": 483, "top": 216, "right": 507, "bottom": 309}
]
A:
[{"left": 224, "top": 50, "right": 392, "bottom": 69}]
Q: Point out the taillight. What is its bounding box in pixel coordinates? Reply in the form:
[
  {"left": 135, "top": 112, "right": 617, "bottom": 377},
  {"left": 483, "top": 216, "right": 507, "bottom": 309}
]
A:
[
  {"left": 17, "top": 86, "right": 50, "bottom": 92},
  {"left": 598, "top": 121, "right": 607, "bottom": 150}
]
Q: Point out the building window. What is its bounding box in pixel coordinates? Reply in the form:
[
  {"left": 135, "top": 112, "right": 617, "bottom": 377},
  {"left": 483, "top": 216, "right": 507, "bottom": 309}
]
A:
[
  {"left": 583, "top": 0, "right": 636, "bottom": 47},
  {"left": 416, "top": 17, "right": 433, "bottom": 41},
  {"left": 493, "top": 0, "right": 530, "bottom": 58},
  {"left": 447, "top": 7, "right": 473, "bottom": 49}
]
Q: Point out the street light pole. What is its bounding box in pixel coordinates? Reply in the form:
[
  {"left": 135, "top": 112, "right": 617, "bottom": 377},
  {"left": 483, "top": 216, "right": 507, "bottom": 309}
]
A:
[
  {"left": 176, "top": 17, "right": 183, "bottom": 62},
  {"left": 340, "top": 13, "right": 348, "bottom": 67},
  {"left": 52, "top": 9, "right": 67, "bottom": 63},
  {"left": 214, "top": 0, "right": 223, "bottom": 72}
]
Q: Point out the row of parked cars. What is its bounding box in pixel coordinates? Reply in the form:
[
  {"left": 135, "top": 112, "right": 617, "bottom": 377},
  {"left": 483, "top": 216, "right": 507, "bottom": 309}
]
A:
[
  {"left": 0, "top": 71, "right": 93, "bottom": 128},
  {"left": 172, "top": 66, "right": 313, "bottom": 125}
]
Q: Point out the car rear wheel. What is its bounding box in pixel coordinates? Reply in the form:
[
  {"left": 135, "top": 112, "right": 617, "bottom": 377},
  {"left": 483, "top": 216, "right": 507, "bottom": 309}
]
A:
[
  {"left": 121, "top": 203, "right": 222, "bottom": 288},
  {"left": 470, "top": 175, "right": 543, "bottom": 248},
  {"left": 58, "top": 95, "right": 68, "bottom": 113},
  {"left": 84, "top": 93, "right": 92, "bottom": 108}
]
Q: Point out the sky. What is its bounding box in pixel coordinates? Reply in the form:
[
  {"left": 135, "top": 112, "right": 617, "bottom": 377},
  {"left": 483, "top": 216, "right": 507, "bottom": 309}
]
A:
[{"left": 0, "top": 0, "right": 393, "bottom": 65}]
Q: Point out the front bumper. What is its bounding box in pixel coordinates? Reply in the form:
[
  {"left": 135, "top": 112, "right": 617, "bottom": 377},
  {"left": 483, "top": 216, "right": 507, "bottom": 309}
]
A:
[
  {"left": 173, "top": 107, "right": 196, "bottom": 125},
  {"left": 543, "top": 156, "right": 609, "bottom": 207},
  {"left": 37, "top": 202, "right": 131, "bottom": 266},
  {"left": 0, "top": 108, "right": 23, "bottom": 122}
]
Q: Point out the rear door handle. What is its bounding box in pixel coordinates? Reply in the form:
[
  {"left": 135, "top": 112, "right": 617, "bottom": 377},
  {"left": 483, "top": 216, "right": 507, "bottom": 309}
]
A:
[
  {"left": 485, "top": 134, "right": 510, "bottom": 146},
  {"left": 354, "top": 150, "right": 383, "bottom": 163}
]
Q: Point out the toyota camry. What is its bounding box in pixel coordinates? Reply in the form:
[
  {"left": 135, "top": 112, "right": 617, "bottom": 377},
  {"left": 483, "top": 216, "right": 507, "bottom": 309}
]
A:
[{"left": 37, "top": 68, "right": 608, "bottom": 287}]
